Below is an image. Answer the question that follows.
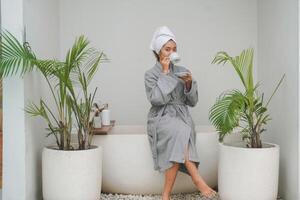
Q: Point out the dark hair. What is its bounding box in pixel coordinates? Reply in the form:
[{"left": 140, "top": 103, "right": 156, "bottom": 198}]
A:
[{"left": 152, "top": 50, "right": 159, "bottom": 61}]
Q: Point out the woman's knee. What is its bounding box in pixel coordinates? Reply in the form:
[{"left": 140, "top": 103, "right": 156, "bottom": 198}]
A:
[
  {"left": 165, "top": 163, "right": 180, "bottom": 175},
  {"left": 184, "top": 159, "right": 196, "bottom": 171},
  {"left": 172, "top": 162, "right": 180, "bottom": 168},
  {"left": 167, "top": 162, "right": 180, "bottom": 169}
]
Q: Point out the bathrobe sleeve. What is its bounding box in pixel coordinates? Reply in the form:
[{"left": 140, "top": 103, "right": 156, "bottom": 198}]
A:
[
  {"left": 184, "top": 78, "right": 198, "bottom": 107},
  {"left": 144, "top": 71, "right": 179, "bottom": 106}
]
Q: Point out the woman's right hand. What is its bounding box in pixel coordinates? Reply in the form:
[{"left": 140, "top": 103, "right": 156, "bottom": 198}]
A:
[{"left": 160, "top": 56, "right": 170, "bottom": 73}]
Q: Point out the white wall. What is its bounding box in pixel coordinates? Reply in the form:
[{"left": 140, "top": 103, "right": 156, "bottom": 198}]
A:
[
  {"left": 1, "top": 0, "right": 27, "bottom": 199},
  {"left": 59, "top": 0, "right": 258, "bottom": 125},
  {"left": 258, "top": 0, "right": 299, "bottom": 199},
  {"left": 23, "top": 0, "right": 60, "bottom": 199}
]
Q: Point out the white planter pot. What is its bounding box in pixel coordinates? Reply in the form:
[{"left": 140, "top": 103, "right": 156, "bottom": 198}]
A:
[
  {"left": 42, "top": 145, "right": 102, "bottom": 200},
  {"left": 218, "top": 141, "right": 279, "bottom": 200}
]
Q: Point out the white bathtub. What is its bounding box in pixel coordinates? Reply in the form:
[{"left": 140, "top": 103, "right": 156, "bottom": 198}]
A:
[{"left": 92, "top": 125, "right": 220, "bottom": 195}]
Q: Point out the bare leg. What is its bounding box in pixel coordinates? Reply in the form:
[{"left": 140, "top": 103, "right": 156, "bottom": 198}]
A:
[
  {"left": 162, "top": 162, "right": 180, "bottom": 200},
  {"left": 184, "top": 142, "right": 217, "bottom": 198}
]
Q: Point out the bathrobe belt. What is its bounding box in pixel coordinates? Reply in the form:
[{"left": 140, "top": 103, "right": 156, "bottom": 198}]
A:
[{"left": 152, "top": 100, "right": 189, "bottom": 160}]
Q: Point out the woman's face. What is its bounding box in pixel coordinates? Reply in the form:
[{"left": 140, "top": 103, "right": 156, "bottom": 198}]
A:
[{"left": 159, "top": 39, "right": 177, "bottom": 60}]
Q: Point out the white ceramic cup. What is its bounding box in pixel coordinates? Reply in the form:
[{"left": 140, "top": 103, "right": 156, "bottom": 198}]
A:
[{"left": 169, "top": 52, "right": 181, "bottom": 64}]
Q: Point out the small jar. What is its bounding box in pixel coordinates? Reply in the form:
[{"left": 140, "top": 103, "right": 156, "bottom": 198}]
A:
[
  {"left": 101, "top": 109, "right": 110, "bottom": 126},
  {"left": 93, "top": 115, "right": 102, "bottom": 128}
]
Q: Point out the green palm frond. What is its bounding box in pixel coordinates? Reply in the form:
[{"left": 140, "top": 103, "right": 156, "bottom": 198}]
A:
[
  {"left": 36, "top": 59, "right": 64, "bottom": 78},
  {"left": 84, "top": 51, "right": 108, "bottom": 83},
  {"left": 232, "top": 48, "right": 254, "bottom": 90},
  {"left": 1, "top": 31, "right": 108, "bottom": 150},
  {"left": 261, "top": 114, "right": 271, "bottom": 124},
  {"left": 210, "top": 47, "right": 285, "bottom": 147},
  {"left": 209, "top": 89, "right": 246, "bottom": 142},
  {"left": 0, "top": 30, "right": 37, "bottom": 78},
  {"left": 211, "top": 48, "right": 255, "bottom": 93},
  {"left": 253, "top": 81, "right": 261, "bottom": 97},
  {"left": 67, "top": 36, "right": 109, "bottom": 86},
  {"left": 244, "top": 48, "right": 254, "bottom": 93},
  {"left": 25, "top": 100, "right": 49, "bottom": 120},
  {"left": 65, "top": 35, "right": 88, "bottom": 66},
  {"left": 212, "top": 51, "right": 247, "bottom": 88},
  {"left": 45, "top": 126, "right": 62, "bottom": 137},
  {"left": 253, "top": 98, "right": 267, "bottom": 117}
]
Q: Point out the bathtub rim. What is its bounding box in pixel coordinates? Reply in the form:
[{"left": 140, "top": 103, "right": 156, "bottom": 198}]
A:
[{"left": 91, "top": 125, "right": 217, "bottom": 135}]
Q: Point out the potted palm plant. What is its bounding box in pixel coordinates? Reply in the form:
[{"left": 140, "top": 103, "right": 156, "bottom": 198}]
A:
[
  {"left": 0, "top": 30, "right": 109, "bottom": 200},
  {"left": 209, "top": 47, "right": 285, "bottom": 200}
]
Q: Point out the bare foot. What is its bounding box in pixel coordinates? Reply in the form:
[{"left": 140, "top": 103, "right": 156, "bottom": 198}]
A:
[
  {"left": 198, "top": 184, "right": 218, "bottom": 198},
  {"left": 197, "top": 182, "right": 217, "bottom": 198},
  {"left": 162, "top": 192, "right": 170, "bottom": 200}
]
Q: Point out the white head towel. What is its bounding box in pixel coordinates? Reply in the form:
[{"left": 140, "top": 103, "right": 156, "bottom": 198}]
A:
[{"left": 149, "top": 26, "right": 177, "bottom": 54}]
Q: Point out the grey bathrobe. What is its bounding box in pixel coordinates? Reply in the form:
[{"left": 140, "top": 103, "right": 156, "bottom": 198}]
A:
[{"left": 144, "top": 61, "right": 200, "bottom": 176}]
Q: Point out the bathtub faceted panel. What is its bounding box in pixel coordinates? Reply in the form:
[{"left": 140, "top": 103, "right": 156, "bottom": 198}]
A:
[{"left": 92, "top": 125, "right": 221, "bottom": 194}]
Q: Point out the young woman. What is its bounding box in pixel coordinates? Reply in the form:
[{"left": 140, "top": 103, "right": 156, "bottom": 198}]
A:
[{"left": 144, "top": 26, "right": 218, "bottom": 200}]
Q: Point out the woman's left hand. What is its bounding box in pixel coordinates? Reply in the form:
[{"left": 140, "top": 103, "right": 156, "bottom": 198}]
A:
[{"left": 178, "top": 72, "right": 192, "bottom": 91}]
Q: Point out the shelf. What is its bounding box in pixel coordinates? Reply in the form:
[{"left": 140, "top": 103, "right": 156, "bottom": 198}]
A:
[{"left": 92, "top": 120, "right": 115, "bottom": 135}]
